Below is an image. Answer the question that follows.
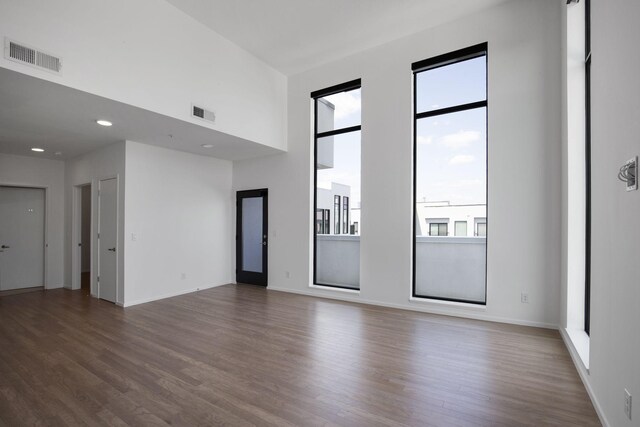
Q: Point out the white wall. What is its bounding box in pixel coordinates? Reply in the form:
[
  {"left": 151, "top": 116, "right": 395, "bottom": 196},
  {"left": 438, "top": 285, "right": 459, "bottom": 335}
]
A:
[
  {"left": 233, "top": 0, "right": 562, "bottom": 328},
  {"left": 0, "top": 153, "right": 65, "bottom": 288},
  {"left": 124, "top": 141, "right": 233, "bottom": 306},
  {"left": 561, "top": 1, "right": 640, "bottom": 425},
  {"left": 65, "top": 142, "right": 126, "bottom": 302},
  {"left": 0, "top": 0, "right": 286, "bottom": 151}
]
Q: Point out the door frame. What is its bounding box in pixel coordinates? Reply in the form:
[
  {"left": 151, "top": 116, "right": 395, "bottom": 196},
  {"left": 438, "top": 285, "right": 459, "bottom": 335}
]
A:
[
  {"left": 0, "top": 183, "right": 49, "bottom": 290},
  {"left": 97, "top": 176, "right": 120, "bottom": 303},
  {"left": 236, "top": 189, "right": 268, "bottom": 286},
  {"left": 71, "top": 182, "right": 93, "bottom": 293}
]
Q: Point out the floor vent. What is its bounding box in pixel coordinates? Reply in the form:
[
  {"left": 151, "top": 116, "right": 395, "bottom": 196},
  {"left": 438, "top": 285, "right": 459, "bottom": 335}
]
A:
[
  {"left": 4, "top": 38, "right": 62, "bottom": 73},
  {"left": 192, "top": 104, "right": 215, "bottom": 123}
]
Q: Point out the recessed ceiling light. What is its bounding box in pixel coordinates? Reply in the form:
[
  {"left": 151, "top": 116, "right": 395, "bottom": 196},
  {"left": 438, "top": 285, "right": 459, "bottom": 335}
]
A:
[
  {"left": 54, "top": 151, "right": 62, "bottom": 156},
  {"left": 201, "top": 144, "right": 214, "bottom": 148},
  {"left": 31, "top": 148, "right": 45, "bottom": 152},
  {"left": 96, "top": 119, "right": 112, "bottom": 127}
]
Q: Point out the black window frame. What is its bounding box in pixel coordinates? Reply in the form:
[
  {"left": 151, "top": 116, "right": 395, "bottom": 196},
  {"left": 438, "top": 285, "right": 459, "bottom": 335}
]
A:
[
  {"left": 312, "top": 79, "right": 361, "bottom": 290},
  {"left": 584, "top": 0, "right": 592, "bottom": 336},
  {"left": 412, "top": 43, "right": 488, "bottom": 305}
]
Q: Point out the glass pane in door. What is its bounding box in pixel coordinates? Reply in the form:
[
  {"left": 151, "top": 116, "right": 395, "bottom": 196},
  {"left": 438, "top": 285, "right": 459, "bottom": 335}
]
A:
[{"left": 242, "top": 197, "right": 263, "bottom": 273}]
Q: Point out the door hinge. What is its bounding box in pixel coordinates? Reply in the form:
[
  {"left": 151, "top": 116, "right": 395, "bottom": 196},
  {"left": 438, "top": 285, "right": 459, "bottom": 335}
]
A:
[
  {"left": 97, "top": 276, "right": 100, "bottom": 282},
  {"left": 97, "top": 233, "right": 100, "bottom": 239}
]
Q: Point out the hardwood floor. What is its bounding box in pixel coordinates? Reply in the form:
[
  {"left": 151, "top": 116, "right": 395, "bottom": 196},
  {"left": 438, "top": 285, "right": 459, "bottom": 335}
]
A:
[{"left": 0, "top": 284, "right": 599, "bottom": 426}]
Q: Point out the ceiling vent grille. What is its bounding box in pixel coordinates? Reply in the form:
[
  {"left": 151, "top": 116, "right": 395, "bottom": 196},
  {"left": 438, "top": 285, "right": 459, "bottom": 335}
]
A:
[
  {"left": 192, "top": 104, "right": 215, "bottom": 123},
  {"left": 4, "top": 38, "right": 62, "bottom": 73}
]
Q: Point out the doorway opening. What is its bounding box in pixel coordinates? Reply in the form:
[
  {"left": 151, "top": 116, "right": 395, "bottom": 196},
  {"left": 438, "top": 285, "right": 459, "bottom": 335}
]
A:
[
  {"left": 0, "top": 185, "right": 46, "bottom": 295},
  {"left": 80, "top": 184, "right": 91, "bottom": 296},
  {"left": 72, "top": 183, "right": 93, "bottom": 295}
]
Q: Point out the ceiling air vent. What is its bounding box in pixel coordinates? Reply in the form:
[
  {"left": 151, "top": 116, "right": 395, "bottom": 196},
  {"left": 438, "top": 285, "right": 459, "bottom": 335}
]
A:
[
  {"left": 4, "top": 38, "right": 62, "bottom": 73},
  {"left": 192, "top": 104, "right": 215, "bottom": 123}
]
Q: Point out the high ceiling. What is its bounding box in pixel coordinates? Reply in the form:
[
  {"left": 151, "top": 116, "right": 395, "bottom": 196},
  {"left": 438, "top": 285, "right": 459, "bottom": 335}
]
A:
[
  {"left": 165, "top": 0, "right": 512, "bottom": 75},
  {"left": 0, "top": 68, "right": 282, "bottom": 161}
]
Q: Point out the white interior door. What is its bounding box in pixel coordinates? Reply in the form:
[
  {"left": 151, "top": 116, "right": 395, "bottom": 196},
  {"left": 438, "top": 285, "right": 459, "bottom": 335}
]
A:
[
  {"left": 0, "top": 186, "right": 45, "bottom": 291},
  {"left": 98, "top": 178, "right": 117, "bottom": 302}
]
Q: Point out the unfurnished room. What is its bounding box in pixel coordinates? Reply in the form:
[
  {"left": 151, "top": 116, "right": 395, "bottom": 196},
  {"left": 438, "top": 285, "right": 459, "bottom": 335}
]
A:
[{"left": 0, "top": 0, "right": 637, "bottom": 426}]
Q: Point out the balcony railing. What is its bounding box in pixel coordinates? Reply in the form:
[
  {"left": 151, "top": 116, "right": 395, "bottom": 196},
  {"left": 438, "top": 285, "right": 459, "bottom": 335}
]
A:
[{"left": 315, "top": 235, "right": 486, "bottom": 301}]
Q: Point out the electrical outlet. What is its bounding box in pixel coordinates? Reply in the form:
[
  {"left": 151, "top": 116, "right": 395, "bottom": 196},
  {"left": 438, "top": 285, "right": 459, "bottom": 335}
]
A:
[
  {"left": 181, "top": 273, "right": 186, "bottom": 280},
  {"left": 625, "top": 389, "right": 632, "bottom": 420},
  {"left": 521, "top": 292, "right": 529, "bottom": 303},
  {"left": 285, "top": 271, "right": 291, "bottom": 279}
]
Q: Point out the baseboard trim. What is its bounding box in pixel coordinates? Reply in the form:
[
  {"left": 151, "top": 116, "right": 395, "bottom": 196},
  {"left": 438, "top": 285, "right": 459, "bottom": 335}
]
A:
[
  {"left": 122, "top": 282, "right": 228, "bottom": 308},
  {"left": 559, "top": 328, "right": 609, "bottom": 427},
  {"left": 266, "top": 285, "right": 558, "bottom": 330}
]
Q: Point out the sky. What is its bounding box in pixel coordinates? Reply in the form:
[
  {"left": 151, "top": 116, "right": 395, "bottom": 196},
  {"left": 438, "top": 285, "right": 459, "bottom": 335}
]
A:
[{"left": 316, "top": 55, "right": 487, "bottom": 210}]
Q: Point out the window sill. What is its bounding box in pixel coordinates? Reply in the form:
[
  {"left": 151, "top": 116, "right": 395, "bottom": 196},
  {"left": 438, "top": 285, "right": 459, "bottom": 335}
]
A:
[
  {"left": 565, "top": 328, "right": 590, "bottom": 370},
  {"left": 409, "top": 296, "right": 487, "bottom": 311},
  {"left": 309, "top": 284, "right": 360, "bottom": 294}
]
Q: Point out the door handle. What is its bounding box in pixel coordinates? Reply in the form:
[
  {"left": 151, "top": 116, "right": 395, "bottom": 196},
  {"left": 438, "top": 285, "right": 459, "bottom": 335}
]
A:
[
  {"left": 262, "top": 242, "right": 267, "bottom": 246},
  {"left": 108, "top": 247, "right": 116, "bottom": 252},
  {"left": 1, "top": 245, "right": 9, "bottom": 249}
]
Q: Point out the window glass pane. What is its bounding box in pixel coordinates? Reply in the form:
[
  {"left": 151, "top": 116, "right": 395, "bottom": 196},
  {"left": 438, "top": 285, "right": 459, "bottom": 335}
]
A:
[
  {"left": 315, "top": 128, "right": 360, "bottom": 289},
  {"left": 241, "top": 197, "right": 263, "bottom": 273},
  {"left": 416, "top": 56, "right": 486, "bottom": 114},
  {"left": 414, "top": 50, "right": 487, "bottom": 304},
  {"left": 416, "top": 108, "right": 486, "bottom": 205},
  {"left": 317, "top": 88, "right": 361, "bottom": 133}
]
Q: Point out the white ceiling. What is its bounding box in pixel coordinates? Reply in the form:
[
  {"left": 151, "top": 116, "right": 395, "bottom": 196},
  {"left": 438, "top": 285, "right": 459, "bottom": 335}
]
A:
[
  {"left": 0, "top": 67, "right": 282, "bottom": 161},
  {"left": 165, "top": 0, "right": 512, "bottom": 75}
]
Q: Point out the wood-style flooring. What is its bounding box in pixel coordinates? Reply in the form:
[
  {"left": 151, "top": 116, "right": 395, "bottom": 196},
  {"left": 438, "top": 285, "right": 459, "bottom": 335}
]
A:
[{"left": 0, "top": 284, "right": 600, "bottom": 426}]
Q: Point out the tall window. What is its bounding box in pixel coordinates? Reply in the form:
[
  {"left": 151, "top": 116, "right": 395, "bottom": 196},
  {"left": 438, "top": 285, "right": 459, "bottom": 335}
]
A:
[
  {"left": 413, "top": 44, "right": 488, "bottom": 304},
  {"left": 312, "top": 80, "right": 361, "bottom": 290},
  {"left": 584, "top": 0, "right": 592, "bottom": 335}
]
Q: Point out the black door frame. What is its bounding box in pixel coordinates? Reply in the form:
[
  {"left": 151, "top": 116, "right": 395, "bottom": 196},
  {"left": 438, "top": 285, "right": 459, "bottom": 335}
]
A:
[{"left": 236, "top": 189, "right": 268, "bottom": 286}]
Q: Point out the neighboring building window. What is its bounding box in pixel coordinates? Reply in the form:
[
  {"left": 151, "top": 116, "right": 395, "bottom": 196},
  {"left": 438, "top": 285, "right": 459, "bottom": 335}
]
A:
[
  {"left": 315, "top": 209, "right": 323, "bottom": 234},
  {"left": 323, "top": 209, "right": 330, "bottom": 235},
  {"left": 475, "top": 218, "right": 487, "bottom": 237},
  {"left": 413, "top": 44, "right": 488, "bottom": 304},
  {"left": 429, "top": 222, "right": 448, "bottom": 236},
  {"left": 312, "top": 80, "right": 361, "bottom": 290},
  {"left": 455, "top": 221, "right": 468, "bottom": 236},
  {"left": 333, "top": 195, "right": 341, "bottom": 235},
  {"left": 342, "top": 196, "right": 349, "bottom": 234},
  {"left": 315, "top": 209, "right": 330, "bottom": 234}
]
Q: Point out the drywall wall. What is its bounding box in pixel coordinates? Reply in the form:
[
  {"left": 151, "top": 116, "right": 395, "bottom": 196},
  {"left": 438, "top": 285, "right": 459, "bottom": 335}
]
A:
[
  {"left": 234, "top": 0, "right": 562, "bottom": 327},
  {"left": 561, "top": 0, "right": 640, "bottom": 425},
  {"left": 0, "top": 0, "right": 286, "bottom": 151},
  {"left": 65, "top": 142, "right": 126, "bottom": 303},
  {"left": 124, "top": 141, "right": 233, "bottom": 306},
  {"left": 0, "top": 153, "right": 65, "bottom": 288}
]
